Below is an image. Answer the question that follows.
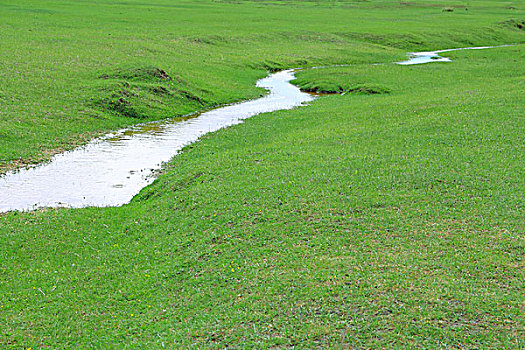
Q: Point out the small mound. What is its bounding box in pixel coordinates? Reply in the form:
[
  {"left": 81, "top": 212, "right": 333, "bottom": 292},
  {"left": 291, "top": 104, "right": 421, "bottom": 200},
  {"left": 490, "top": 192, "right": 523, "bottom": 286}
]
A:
[
  {"left": 295, "top": 80, "right": 390, "bottom": 95},
  {"left": 100, "top": 66, "right": 173, "bottom": 82},
  {"left": 93, "top": 83, "right": 207, "bottom": 119},
  {"left": 92, "top": 65, "right": 210, "bottom": 119}
]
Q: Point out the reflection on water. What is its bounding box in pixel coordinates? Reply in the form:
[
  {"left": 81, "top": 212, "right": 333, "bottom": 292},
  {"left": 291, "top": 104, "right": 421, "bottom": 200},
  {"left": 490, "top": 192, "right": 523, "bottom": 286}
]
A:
[{"left": 0, "top": 70, "right": 315, "bottom": 212}]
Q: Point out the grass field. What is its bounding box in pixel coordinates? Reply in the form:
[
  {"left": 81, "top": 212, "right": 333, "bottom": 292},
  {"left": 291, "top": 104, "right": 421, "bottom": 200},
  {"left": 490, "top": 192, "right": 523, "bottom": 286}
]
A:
[
  {"left": 0, "top": 0, "right": 524, "bottom": 172},
  {"left": 1, "top": 0, "right": 524, "bottom": 348}
]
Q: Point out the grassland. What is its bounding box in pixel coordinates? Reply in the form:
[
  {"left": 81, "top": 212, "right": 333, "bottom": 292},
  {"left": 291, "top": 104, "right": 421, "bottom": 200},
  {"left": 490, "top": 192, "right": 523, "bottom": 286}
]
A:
[
  {"left": 1, "top": 0, "right": 524, "bottom": 348},
  {"left": 1, "top": 0, "right": 524, "bottom": 171}
]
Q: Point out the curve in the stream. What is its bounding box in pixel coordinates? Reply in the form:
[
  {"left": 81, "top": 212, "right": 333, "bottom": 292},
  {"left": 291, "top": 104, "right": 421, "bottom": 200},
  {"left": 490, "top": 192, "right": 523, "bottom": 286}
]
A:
[
  {"left": 0, "top": 70, "right": 314, "bottom": 212},
  {"left": 396, "top": 45, "right": 510, "bottom": 65},
  {"left": 0, "top": 45, "right": 510, "bottom": 212}
]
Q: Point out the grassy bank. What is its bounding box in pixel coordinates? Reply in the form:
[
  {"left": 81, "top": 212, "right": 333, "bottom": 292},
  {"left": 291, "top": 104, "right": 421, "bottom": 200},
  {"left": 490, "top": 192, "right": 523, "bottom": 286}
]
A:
[
  {"left": 1, "top": 0, "right": 524, "bottom": 348},
  {"left": 1, "top": 0, "right": 524, "bottom": 172}
]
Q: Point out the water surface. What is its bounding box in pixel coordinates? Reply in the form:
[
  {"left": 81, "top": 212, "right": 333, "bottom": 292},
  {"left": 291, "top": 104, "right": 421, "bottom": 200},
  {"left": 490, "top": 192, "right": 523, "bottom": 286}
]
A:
[{"left": 396, "top": 45, "right": 508, "bottom": 65}]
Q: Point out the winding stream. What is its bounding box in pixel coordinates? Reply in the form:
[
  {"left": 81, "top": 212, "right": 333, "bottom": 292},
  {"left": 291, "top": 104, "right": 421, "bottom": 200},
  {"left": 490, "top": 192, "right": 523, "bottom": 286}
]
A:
[
  {"left": 0, "top": 70, "right": 314, "bottom": 212},
  {"left": 396, "top": 45, "right": 508, "bottom": 65},
  {"left": 0, "top": 45, "right": 507, "bottom": 212}
]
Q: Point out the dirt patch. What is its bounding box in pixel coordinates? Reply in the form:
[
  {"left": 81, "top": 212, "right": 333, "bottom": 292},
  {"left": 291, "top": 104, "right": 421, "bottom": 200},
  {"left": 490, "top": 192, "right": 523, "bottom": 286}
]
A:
[
  {"left": 500, "top": 19, "right": 525, "bottom": 31},
  {"left": 105, "top": 97, "right": 141, "bottom": 118},
  {"left": 150, "top": 85, "right": 170, "bottom": 95}
]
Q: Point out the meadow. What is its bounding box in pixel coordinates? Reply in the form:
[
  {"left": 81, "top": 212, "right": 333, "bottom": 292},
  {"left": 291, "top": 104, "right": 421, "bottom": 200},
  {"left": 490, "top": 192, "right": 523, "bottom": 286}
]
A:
[
  {"left": 1, "top": 0, "right": 523, "bottom": 171},
  {"left": 0, "top": 0, "right": 524, "bottom": 348}
]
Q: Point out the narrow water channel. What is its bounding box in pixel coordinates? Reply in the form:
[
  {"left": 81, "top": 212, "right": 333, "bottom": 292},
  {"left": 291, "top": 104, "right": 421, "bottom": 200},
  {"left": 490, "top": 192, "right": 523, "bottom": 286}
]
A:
[
  {"left": 0, "top": 45, "right": 507, "bottom": 212},
  {"left": 0, "top": 70, "right": 314, "bottom": 212},
  {"left": 396, "top": 45, "right": 508, "bottom": 65}
]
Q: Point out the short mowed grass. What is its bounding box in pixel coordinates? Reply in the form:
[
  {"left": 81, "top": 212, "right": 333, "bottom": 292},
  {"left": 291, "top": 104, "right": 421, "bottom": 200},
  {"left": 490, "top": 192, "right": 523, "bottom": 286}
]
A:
[{"left": 1, "top": 0, "right": 525, "bottom": 348}]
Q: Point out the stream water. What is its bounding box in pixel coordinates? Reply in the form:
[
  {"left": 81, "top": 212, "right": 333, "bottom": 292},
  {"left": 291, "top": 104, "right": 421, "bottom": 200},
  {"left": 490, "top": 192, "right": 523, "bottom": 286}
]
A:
[
  {"left": 0, "top": 45, "right": 507, "bottom": 212},
  {"left": 396, "top": 45, "right": 508, "bottom": 65}
]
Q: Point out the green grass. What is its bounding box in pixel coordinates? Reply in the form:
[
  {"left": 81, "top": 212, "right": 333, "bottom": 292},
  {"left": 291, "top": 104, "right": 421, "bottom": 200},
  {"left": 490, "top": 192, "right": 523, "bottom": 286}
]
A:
[
  {"left": 1, "top": 0, "right": 524, "bottom": 348},
  {"left": 1, "top": 0, "right": 524, "bottom": 171}
]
